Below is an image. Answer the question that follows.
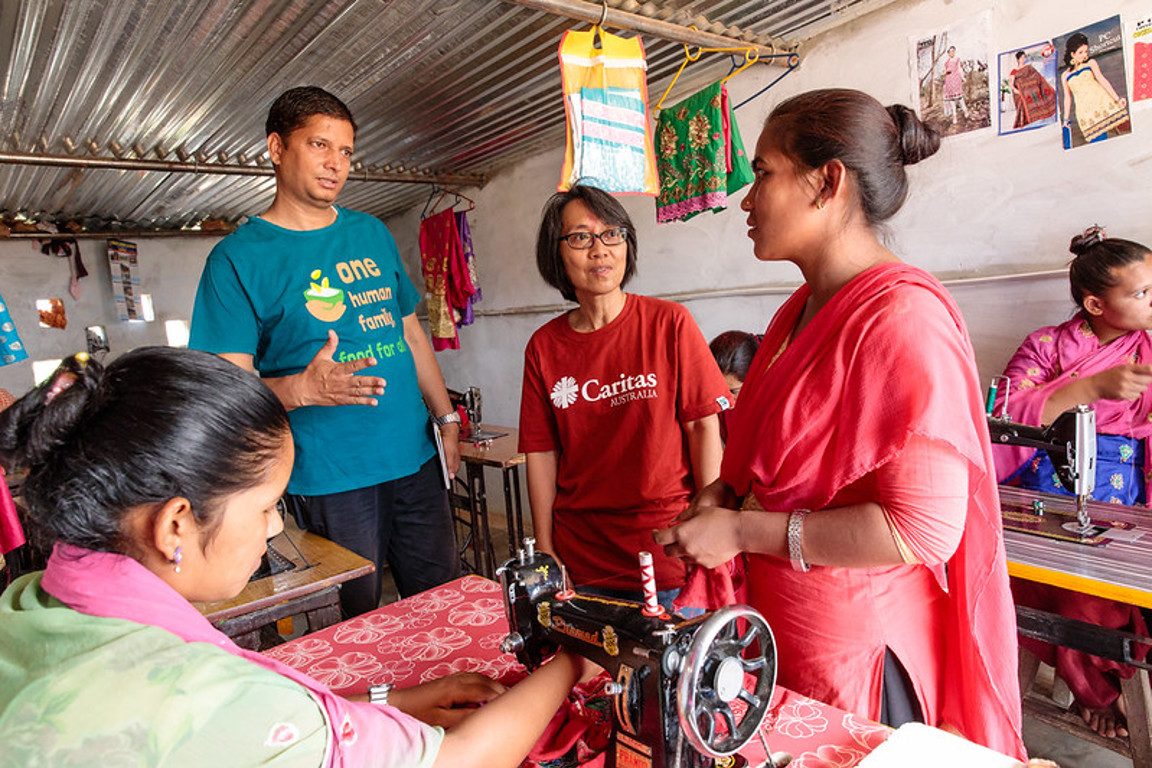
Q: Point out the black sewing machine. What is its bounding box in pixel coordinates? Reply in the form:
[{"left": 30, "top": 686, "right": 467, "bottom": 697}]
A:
[
  {"left": 987, "top": 391, "right": 1097, "bottom": 534},
  {"left": 448, "top": 385, "right": 508, "bottom": 443},
  {"left": 498, "top": 539, "right": 778, "bottom": 768}
]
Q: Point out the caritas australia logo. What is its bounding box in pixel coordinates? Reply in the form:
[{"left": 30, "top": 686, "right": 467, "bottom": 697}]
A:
[{"left": 549, "top": 372, "right": 658, "bottom": 409}]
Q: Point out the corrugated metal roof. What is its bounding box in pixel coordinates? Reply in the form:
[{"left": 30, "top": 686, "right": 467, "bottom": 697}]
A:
[{"left": 0, "top": 0, "right": 890, "bottom": 233}]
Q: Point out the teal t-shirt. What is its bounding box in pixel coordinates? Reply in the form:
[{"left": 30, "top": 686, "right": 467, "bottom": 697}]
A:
[{"left": 189, "top": 207, "right": 435, "bottom": 495}]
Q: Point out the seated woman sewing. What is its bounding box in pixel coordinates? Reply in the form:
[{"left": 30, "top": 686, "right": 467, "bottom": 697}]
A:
[
  {"left": 0, "top": 347, "right": 596, "bottom": 767},
  {"left": 993, "top": 226, "right": 1152, "bottom": 739}
]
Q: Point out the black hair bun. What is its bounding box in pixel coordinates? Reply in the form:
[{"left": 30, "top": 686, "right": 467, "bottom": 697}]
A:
[
  {"left": 1069, "top": 225, "right": 1107, "bottom": 256},
  {"left": 887, "top": 104, "right": 941, "bottom": 166}
]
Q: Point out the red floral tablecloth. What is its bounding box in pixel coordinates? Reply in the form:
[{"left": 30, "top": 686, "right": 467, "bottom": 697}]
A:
[{"left": 266, "top": 575, "right": 891, "bottom": 767}]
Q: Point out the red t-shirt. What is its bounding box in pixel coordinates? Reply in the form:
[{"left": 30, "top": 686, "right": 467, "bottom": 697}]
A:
[{"left": 519, "top": 294, "right": 730, "bottom": 590}]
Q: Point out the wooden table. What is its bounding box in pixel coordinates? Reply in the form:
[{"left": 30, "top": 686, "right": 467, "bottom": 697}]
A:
[
  {"left": 1001, "top": 485, "right": 1152, "bottom": 764},
  {"left": 452, "top": 424, "right": 526, "bottom": 578},
  {"left": 194, "top": 519, "right": 374, "bottom": 651},
  {"left": 1002, "top": 485, "right": 1152, "bottom": 609},
  {"left": 265, "top": 576, "right": 896, "bottom": 766}
]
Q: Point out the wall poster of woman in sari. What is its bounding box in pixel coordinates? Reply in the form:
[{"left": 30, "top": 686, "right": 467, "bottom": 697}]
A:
[
  {"left": 911, "top": 13, "right": 992, "bottom": 138},
  {"left": 998, "top": 42, "right": 1058, "bottom": 135},
  {"left": 1056, "top": 15, "right": 1132, "bottom": 150}
]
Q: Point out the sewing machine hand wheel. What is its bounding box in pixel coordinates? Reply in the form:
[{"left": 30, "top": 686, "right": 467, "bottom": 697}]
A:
[{"left": 676, "top": 605, "right": 776, "bottom": 757}]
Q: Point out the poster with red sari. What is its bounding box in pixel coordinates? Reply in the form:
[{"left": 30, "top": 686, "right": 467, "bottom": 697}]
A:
[{"left": 997, "top": 42, "right": 1057, "bottom": 135}]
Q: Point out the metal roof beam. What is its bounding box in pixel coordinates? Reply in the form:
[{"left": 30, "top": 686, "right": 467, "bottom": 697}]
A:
[
  {"left": 501, "top": 0, "right": 800, "bottom": 65},
  {"left": 0, "top": 150, "right": 485, "bottom": 187}
]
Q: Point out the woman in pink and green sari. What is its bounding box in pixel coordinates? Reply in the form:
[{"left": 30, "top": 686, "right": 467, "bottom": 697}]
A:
[
  {"left": 0, "top": 348, "right": 595, "bottom": 768},
  {"left": 994, "top": 227, "right": 1152, "bottom": 739}
]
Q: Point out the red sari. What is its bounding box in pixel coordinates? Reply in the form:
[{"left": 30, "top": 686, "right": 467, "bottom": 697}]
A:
[{"left": 717, "top": 263, "right": 1024, "bottom": 758}]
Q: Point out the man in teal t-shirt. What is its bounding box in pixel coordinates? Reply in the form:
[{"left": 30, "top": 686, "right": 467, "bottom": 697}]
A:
[{"left": 189, "top": 87, "right": 461, "bottom": 616}]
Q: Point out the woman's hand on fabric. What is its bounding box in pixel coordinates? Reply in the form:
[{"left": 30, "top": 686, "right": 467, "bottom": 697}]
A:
[
  {"left": 1090, "top": 363, "right": 1152, "bottom": 402},
  {"left": 389, "top": 672, "right": 508, "bottom": 728},
  {"left": 653, "top": 505, "right": 743, "bottom": 569}
]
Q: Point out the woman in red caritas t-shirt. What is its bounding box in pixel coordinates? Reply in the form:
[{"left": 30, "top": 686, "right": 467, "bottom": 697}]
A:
[{"left": 517, "top": 184, "right": 730, "bottom": 608}]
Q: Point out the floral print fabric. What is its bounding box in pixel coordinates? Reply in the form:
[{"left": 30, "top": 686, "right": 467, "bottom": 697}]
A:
[{"left": 655, "top": 82, "right": 753, "bottom": 223}]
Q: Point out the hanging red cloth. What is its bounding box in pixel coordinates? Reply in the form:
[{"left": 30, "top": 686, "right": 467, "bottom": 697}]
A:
[{"left": 419, "top": 209, "right": 463, "bottom": 351}]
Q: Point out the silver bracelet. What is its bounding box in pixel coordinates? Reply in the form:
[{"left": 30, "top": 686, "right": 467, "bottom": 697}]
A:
[
  {"left": 368, "top": 682, "right": 394, "bottom": 706},
  {"left": 787, "top": 509, "right": 812, "bottom": 573}
]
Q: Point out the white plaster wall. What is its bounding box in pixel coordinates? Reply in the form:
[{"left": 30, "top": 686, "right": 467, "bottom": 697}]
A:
[
  {"left": 389, "top": 0, "right": 1152, "bottom": 429},
  {"left": 0, "top": 236, "right": 219, "bottom": 394}
]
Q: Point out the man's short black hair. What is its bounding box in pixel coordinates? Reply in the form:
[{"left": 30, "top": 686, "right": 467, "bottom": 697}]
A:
[{"left": 265, "top": 86, "right": 358, "bottom": 139}]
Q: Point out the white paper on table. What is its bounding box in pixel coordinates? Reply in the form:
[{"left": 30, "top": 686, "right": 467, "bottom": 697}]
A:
[
  {"left": 1101, "top": 527, "right": 1145, "bottom": 543},
  {"left": 857, "top": 723, "right": 1020, "bottom": 767}
]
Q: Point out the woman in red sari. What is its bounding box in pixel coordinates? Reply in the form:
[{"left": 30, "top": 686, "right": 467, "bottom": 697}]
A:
[{"left": 654, "top": 89, "right": 1025, "bottom": 759}]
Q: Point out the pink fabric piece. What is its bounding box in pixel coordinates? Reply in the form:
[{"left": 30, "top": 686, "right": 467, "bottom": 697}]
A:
[
  {"left": 684, "top": 263, "right": 1024, "bottom": 759},
  {"left": 992, "top": 314, "right": 1152, "bottom": 498},
  {"left": 654, "top": 193, "right": 729, "bottom": 224},
  {"left": 0, "top": 468, "right": 24, "bottom": 554},
  {"left": 40, "top": 543, "right": 440, "bottom": 768},
  {"left": 721, "top": 86, "right": 733, "bottom": 175}
]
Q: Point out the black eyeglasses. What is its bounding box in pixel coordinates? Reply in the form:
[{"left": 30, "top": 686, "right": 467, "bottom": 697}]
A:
[{"left": 557, "top": 227, "right": 628, "bottom": 250}]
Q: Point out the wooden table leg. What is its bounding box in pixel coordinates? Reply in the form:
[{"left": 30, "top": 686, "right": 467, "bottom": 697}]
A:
[
  {"left": 1019, "top": 646, "right": 1041, "bottom": 698},
  {"left": 503, "top": 465, "right": 525, "bottom": 558},
  {"left": 465, "top": 463, "right": 495, "bottom": 578},
  {"left": 214, "top": 586, "right": 345, "bottom": 650},
  {"left": 1122, "top": 669, "right": 1152, "bottom": 768}
]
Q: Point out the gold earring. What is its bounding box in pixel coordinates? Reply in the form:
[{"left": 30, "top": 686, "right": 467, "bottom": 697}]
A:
[{"left": 816, "top": 199, "right": 825, "bottom": 210}]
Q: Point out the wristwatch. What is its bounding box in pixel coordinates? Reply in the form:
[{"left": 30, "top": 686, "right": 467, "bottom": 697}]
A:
[
  {"left": 787, "top": 509, "right": 812, "bottom": 573},
  {"left": 368, "top": 682, "right": 394, "bottom": 706},
  {"left": 434, "top": 411, "right": 462, "bottom": 427}
]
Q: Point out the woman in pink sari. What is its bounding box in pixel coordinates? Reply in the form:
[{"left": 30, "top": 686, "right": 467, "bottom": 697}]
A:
[
  {"left": 995, "top": 227, "right": 1152, "bottom": 739},
  {"left": 654, "top": 89, "right": 1025, "bottom": 760},
  {"left": 0, "top": 348, "right": 595, "bottom": 768}
]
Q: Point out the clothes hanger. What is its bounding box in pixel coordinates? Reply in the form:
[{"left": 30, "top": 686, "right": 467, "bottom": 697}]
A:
[
  {"left": 452, "top": 191, "right": 476, "bottom": 212},
  {"left": 656, "top": 41, "right": 704, "bottom": 111},
  {"left": 425, "top": 187, "right": 476, "bottom": 217},
  {"left": 731, "top": 52, "right": 801, "bottom": 111},
  {"left": 421, "top": 185, "right": 441, "bottom": 220},
  {"left": 591, "top": 0, "right": 608, "bottom": 49},
  {"left": 655, "top": 31, "right": 759, "bottom": 111},
  {"left": 721, "top": 48, "right": 760, "bottom": 85}
]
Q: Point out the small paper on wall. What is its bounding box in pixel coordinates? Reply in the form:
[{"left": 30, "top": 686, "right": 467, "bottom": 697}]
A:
[
  {"left": 1133, "top": 15, "right": 1152, "bottom": 102},
  {"left": 107, "top": 239, "right": 141, "bottom": 321},
  {"left": 36, "top": 299, "right": 67, "bottom": 329}
]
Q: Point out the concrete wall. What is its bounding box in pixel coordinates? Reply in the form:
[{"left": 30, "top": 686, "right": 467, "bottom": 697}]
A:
[
  {"left": 2, "top": 0, "right": 1148, "bottom": 429},
  {"left": 0, "top": 236, "right": 219, "bottom": 394}
]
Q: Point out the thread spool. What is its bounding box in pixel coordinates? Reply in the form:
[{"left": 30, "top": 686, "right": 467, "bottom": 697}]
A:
[
  {"left": 556, "top": 564, "right": 577, "bottom": 601},
  {"left": 638, "top": 551, "right": 663, "bottom": 617}
]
